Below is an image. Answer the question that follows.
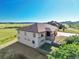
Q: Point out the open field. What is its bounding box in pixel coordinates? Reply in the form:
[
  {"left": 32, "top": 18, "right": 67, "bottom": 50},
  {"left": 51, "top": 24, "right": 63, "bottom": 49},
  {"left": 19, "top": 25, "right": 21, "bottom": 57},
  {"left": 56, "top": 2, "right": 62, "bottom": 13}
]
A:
[
  {"left": 0, "top": 29, "right": 17, "bottom": 45},
  {"left": 68, "top": 23, "right": 79, "bottom": 29},
  {"left": 0, "top": 24, "right": 30, "bottom": 28},
  {"left": 0, "top": 24, "right": 30, "bottom": 45},
  {"left": 59, "top": 28, "right": 79, "bottom": 34}
]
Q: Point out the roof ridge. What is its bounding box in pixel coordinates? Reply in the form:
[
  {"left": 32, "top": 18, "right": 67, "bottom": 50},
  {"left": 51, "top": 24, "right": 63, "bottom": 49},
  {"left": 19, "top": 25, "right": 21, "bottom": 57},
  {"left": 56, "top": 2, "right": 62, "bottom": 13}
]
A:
[
  {"left": 18, "top": 23, "right": 58, "bottom": 33},
  {"left": 36, "top": 23, "right": 38, "bottom": 32}
]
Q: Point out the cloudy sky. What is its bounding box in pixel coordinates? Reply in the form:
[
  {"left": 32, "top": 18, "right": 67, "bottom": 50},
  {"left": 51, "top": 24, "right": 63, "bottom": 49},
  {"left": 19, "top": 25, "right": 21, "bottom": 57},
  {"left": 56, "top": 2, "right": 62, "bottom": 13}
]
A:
[{"left": 0, "top": 0, "right": 79, "bottom": 22}]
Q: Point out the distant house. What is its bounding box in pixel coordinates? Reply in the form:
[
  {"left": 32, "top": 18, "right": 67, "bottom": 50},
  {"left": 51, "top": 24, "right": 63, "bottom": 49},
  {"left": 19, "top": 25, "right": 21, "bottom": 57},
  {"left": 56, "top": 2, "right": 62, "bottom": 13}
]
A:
[{"left": 17, "top": 23, "right": 58, "bottom": 48}]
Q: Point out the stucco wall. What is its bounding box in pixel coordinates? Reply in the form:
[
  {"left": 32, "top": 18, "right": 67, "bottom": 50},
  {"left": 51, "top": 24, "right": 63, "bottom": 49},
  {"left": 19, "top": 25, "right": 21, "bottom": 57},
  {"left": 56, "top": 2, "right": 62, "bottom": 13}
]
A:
[
  {"left": 18, "top": 30, "right": 46, "bottom": 48},
  {"left": 38, "top": 32, "right": 46, "bottom": 47}
]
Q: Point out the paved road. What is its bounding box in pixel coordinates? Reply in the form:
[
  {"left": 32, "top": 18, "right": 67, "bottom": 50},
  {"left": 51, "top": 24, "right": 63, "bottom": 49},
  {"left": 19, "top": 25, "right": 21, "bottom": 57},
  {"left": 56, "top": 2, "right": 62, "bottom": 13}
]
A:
[{"left": 57, "top": 32, "right": 78, "bottom": 37}]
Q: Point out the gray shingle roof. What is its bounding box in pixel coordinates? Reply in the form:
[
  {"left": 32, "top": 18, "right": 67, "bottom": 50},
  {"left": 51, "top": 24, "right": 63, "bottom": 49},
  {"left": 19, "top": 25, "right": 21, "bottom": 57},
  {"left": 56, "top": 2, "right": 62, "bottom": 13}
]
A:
[{"left": 19, "top": 23, "right": 58, "bottom": 33}]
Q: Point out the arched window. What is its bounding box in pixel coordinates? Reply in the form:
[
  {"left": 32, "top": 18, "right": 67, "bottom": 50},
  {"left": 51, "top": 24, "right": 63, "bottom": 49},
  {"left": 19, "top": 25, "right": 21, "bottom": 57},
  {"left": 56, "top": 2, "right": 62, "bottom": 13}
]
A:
[
  {"left": 25, "top": 32, "right": 27, "bottom": 35},
  {"left": 41, "top": 34, "right": 44, "bottom": 37}
]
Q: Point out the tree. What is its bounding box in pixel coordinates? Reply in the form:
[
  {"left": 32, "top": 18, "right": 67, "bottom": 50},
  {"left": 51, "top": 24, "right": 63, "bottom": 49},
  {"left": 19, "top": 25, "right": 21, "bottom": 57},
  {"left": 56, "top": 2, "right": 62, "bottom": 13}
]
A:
[
  {"left": 48, "top": 43, "right": 79, "bottom": 59},
  {"left": 62, "top": 24, "right": 67, "bottom": 31},
  {"left": 48, "top": 35, "right": 79, "bottom": 59},
  {"left": 60, "top": 24, "right": 69, "bottom": 31}
]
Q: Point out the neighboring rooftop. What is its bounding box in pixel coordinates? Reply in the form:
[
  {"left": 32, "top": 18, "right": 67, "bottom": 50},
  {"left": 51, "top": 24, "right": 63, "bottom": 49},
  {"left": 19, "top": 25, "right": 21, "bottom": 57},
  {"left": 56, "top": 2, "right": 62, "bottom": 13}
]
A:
[{"left": 18, "top": 23, "right": 58, "bottom": 33}]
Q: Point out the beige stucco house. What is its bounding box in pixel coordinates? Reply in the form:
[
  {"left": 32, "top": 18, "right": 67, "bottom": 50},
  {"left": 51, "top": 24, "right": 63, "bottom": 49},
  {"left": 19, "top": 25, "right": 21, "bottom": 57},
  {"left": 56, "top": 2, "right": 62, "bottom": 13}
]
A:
[{"left": 17, "top": 23, "right": 58, "bottom": 48}]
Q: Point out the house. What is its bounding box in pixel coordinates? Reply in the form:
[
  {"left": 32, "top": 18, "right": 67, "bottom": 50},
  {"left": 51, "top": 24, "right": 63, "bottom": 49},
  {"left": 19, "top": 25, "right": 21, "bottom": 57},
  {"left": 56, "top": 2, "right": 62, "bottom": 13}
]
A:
[{"left": 17, "top": 23, "right": 58, "bottom": 48}]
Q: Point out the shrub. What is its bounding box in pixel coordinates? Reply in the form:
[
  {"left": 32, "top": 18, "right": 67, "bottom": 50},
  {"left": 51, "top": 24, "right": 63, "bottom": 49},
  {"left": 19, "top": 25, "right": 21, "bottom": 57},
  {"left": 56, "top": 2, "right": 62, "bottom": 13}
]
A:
[
  {"left": 65, "top": 35, "right": 79, "bottom": 44},
  {"left": 48, "top": 43, "right": 79, "bottom": 59}
]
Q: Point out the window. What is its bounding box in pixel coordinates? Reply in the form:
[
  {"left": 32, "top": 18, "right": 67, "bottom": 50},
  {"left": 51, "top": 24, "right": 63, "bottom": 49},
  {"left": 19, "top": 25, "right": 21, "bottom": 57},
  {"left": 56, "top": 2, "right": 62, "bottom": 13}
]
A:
[
  {"left": 41, "top": 39, "right": 44, "bottom": 42},
  {"left": 41, "top": 34, "right": 44, "bottom": 37},
  {"left": 18, "top": 36, "right": 20, "bottom": 39},
  {"left": 33, "top": 33, "right": 36, "bottom": 37},
  {"left": 25, "top": 38, "right": 26, "bottom": 40},
  {"left": 24, "top": 38, "right": 30, "bottom": 41},
  {"left": 25, "top": 32, "right": 27, "bottom": 35},
  {"left": 32, "top": 40, "right": 35, "bottom": 44},
  {"left": 28, "top": 39, "right": 30, "bottom": 41}
]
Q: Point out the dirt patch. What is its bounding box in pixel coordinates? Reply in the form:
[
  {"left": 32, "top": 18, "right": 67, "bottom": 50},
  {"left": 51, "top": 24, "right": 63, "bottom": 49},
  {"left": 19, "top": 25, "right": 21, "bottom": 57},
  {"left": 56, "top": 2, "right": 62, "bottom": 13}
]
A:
[
  {"left": 55, "top": 36, "right": 67, "bottom": 44},
  {"left": 0, "top": 42, "right": 47, "bottom": 59}
]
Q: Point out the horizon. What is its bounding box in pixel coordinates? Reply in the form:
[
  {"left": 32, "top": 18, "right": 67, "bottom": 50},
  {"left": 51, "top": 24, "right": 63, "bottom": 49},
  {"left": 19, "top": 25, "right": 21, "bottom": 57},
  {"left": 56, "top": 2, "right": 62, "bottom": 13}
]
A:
[
  {"left": 0, "top": 20, "right": 78, "bottom": 23},
  {"left": 0, "top": 0, "right": 79, "bottom": 22}
]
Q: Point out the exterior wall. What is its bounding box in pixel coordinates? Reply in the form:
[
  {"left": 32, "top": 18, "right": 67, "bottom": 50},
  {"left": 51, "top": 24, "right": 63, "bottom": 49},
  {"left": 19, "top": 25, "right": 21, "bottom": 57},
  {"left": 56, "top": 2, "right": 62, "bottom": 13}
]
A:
[
  {"left": 17, "top": 30, "right": 56, "bottom": 48},
  {"left": 18, "top": 30, "right": 46, "bottom": 48},
  {"left": 18, "top": 31, "right": 39, "bottom": 48},
  {"left": 38, "top": 32, "right": 46, "bottom": 47}
]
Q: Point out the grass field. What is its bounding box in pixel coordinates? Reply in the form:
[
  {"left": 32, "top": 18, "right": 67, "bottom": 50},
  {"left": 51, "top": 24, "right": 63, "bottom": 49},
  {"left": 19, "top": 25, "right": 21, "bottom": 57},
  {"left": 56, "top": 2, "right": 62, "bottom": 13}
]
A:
[
  {"left": 0, "top": 24, "right": 30, "bottom": 45},
  {"left": 0, "top": 24, "right": 30, "bottom": 28},
  {"left": 59, "top": 28, "right": 79, "bottom": 34},
  {"left": 68, "top": 23, "right": 79, "bottom": 29},
  {"left": 0, "top": 29, "right": 17, "bottom": 45}
]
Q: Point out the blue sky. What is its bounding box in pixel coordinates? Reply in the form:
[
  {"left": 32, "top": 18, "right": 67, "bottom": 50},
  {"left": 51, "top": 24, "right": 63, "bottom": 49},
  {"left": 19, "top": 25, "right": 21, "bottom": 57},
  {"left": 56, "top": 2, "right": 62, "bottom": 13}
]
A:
[{"left": 0, "top": 0, "right": 79, "bottom": 22}]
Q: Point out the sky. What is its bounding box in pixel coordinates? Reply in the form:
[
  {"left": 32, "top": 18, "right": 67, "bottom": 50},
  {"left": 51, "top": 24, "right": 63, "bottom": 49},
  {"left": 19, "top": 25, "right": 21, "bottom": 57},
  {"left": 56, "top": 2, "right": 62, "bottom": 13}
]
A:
[{"left": 0, "top": 0, "right": 79, "bottom": 22}]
